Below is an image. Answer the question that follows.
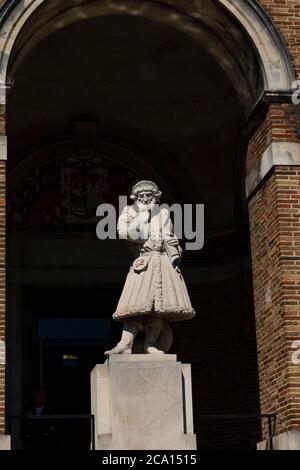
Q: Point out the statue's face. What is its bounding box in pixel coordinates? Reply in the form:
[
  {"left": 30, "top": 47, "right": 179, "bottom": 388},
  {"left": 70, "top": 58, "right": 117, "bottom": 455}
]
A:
[{"left": 137, "top": 190, "right": 155, "bottom": 206}]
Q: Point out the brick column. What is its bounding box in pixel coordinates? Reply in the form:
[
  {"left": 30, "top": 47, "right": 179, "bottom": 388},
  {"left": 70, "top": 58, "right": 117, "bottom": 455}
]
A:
[
  {"left": 0, "top": 103, "right": 6, "bottom": 442},
  {"left": 246, "top": 103, "right": 300, "bottom": 449}
]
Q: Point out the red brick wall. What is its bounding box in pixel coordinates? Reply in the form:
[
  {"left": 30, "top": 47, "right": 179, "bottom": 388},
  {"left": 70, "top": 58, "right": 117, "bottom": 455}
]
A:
[
  {"left": 0, "top": 84, "right": 5, "bottom": 436},
  {"left": 248, "top": 166, "right": 300, "bottom": 437},
  {"left": 0, "top": 159, "right": 5, "bottom": 435},
  {"left": 258, "top": 0, "right": 300, "bottom": 78},
  {"left": 0, "top": 94, "right": 5, "bottom": 434},
  {"left": 247, "top": 93, "right": 300, "bottom": 441}
]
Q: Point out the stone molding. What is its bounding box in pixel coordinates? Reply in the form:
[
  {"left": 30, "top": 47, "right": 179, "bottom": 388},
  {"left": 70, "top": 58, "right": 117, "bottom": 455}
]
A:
[
  {"left": 246, "top": 142, "right": 300, "bottom": 197},
  {"left": 0, "top": 135, "right": 6, "bottom": 160},
  {"left": 0, "top": 0, "right": 295, "bottom": 106},
  {"left": 217, "top": 0, "right": 295, "bottom": 91},
  {"left": 0, "top": 340, "right": 5, "bottom": 365},
  {"left": 257, "top": 430, "right": 300, "bottom": 451}
]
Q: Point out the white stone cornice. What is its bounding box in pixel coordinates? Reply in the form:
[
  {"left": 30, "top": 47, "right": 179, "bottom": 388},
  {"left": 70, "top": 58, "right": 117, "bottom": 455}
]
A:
[
  {"left": 0, "top": 339, "right": 5, "bottom": 365},
  {"left": 246, "top": 142, "right": 300, "bottom": 198},
  {"left": 0, "top": 135, "right": 6, "bottom": 160}
]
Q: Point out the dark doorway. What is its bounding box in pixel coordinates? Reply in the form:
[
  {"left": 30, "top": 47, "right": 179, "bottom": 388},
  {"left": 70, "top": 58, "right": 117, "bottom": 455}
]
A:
[
  {"left": 42, "top": 343, "right": 103, "bottom": 415},
  {"left": 22, "top": 287, "right": 121, "bottom": 449}
]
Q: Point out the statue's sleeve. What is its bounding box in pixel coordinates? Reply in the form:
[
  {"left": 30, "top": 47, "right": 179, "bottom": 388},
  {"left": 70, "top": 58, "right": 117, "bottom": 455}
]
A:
[{"left": 160, "top": 208, "right": 183, "bottom": 265}]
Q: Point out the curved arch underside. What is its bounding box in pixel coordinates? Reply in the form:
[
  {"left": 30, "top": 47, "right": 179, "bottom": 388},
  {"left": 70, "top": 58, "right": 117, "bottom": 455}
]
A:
[{"left": 0, "top": 0, "right": 296, "bottom": 111}]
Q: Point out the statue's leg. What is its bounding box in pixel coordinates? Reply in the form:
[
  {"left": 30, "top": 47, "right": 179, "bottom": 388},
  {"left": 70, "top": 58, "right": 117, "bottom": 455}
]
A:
[
  {"left": 104, "top": 321, "right": 142, "bottom": 356},
  {"left": 156, "top": 322, "right": 173, "bottom": 353},
  {"left": 144, "top": 319, "right": 165, "bottom": 354}
]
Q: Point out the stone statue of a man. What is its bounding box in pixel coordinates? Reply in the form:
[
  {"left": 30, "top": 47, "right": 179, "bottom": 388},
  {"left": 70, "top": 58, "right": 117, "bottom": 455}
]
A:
[{"left": 105, "top": 180, "right": 195, "bottom": 356}]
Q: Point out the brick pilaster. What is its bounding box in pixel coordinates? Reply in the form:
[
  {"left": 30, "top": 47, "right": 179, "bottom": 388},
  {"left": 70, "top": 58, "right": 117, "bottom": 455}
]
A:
[
  {"left": 0, "top": 101, "right": 5, "bottom": 435},
  {"left": 247, "top": 104, "right": 300, "bottom": 439},
  {"left": 0, "top": 160, "right": 4, "bottom": 435}
]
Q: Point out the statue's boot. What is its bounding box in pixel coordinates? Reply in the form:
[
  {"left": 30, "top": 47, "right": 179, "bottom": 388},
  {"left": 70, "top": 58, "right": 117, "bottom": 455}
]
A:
[
  {"left": 104, "top": 342, "right": 132, "bottom": 356},
  {"left": 144, "top": 319, "right": 165, "bottom": 354},
  {"left": 105, "top": 321, "right": 141, "bottom": 356},
  {"left": 145, "top": 346, "right": 165, "bottom": 354}
]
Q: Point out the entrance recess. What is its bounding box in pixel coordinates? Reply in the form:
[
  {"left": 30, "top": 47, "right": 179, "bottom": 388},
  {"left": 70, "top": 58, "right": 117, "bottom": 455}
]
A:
[{"left": 2, "top": 0, "right": 296, "bottom": 449}]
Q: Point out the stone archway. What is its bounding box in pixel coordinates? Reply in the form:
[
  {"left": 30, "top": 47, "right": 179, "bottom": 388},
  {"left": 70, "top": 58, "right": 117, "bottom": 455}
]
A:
[
  {"left": 0, "top": 0, "right": 299, "bottom": 450},
  {"left": 0, "top": 0, "right": 295, "bottom": 99}
]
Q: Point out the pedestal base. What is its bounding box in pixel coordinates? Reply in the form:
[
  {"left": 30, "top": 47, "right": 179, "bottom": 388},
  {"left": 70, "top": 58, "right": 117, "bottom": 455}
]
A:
[
  {"left": 91, "top": 354, "right": 197, "bottom": 450},
  {"left": 257, "top": 430, "right": 300, "bottom": 450},
  {"left": 0, "top": 435, "right": 11, "bottom": 450}
]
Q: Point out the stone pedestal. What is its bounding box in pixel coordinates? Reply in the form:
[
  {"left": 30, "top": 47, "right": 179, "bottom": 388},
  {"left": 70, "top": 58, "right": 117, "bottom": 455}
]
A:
[
  {"left": 91, "top": 355, "right": 197, "bottom": 450},
  {"left": 0, "top": 435, "right": 11, "bottom": 450}
]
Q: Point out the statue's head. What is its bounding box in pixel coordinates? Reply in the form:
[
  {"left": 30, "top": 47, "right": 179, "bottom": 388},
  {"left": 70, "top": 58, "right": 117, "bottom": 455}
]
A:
[{"left": 130, "top": 180, "right": 162, "bottom": 207}]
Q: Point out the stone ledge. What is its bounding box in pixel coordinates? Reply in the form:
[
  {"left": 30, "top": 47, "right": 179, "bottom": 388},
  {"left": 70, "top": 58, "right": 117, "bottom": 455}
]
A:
[
  {"left": 108, "top": 354, "right": 177, "bottom": 363},
  {"left": 0, "top": 136, "right": 6, "bottom": 161},
  {"left": 257, "top": 430, "right": 300, "bottom": 450},
  {"left": 246, "top": 142, "right": 300, "bottom": 198}
]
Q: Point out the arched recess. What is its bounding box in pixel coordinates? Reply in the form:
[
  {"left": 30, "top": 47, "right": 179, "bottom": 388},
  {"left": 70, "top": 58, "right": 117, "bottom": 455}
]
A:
[
  {"left": 2, "top": 0, "right": 281, "bottom": 449},
  {"left": 0, "top": 0, "right": 296, "bottom": 110}
]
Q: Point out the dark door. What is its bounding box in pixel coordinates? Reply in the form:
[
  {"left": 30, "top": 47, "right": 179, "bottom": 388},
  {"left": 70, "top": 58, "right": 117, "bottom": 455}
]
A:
[
  {"left": 41, "top": 343, "right": 105, "bottom": 449},
  {"left": 22, "top": 288, "right": 121, "bottom": 449}
]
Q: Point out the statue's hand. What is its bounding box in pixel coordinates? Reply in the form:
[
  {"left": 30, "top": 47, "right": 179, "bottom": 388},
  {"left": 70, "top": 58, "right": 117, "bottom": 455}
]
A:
[
  {"left": 139, "top": 210, "right": 151, "bottom": 223},
  {"left": 174, "top": 266, "right": 182, "bottom": 275}
]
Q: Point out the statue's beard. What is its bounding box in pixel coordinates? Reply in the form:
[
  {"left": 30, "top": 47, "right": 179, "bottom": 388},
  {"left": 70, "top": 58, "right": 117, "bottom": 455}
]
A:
[{"left": 136, "top": 200, "right": 157, "bottom": 212}]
